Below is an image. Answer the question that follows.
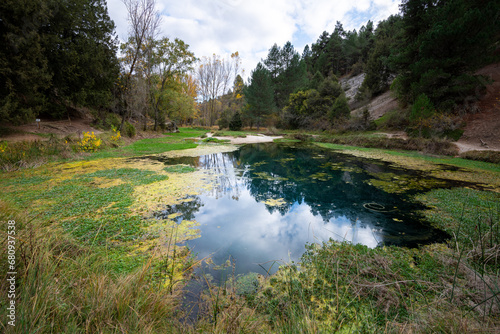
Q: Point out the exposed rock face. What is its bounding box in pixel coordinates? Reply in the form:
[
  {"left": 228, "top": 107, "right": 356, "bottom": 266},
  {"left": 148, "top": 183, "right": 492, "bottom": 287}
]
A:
[
  {"left": 165, "top": 121, "right": 179, "bottom": 133},
  {"left": 351, "top": 90, "right": 399, "bottom": 120},
  {"left": 340, "top": 73, "right": 365, "bottom": 101}
]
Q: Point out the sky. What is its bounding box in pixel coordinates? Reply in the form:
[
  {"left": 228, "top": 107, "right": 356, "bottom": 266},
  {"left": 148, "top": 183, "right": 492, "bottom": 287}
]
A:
[{"left": 106, "top": 0, "right": 401, "bottom": 80}]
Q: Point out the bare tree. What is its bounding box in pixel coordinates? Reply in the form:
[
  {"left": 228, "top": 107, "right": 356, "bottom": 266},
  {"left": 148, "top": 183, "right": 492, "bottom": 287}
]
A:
[
  {"left": 119, "top": 0, "right": 161, "bottom": 130},
  {"left": 196, "top": 53, "right": 241, "bottom": 126}
]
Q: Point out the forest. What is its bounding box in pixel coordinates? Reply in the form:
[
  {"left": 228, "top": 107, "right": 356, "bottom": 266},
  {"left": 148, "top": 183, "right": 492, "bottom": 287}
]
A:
[{"left": 1, "top": 0, "right": 498, "bottom": 137}]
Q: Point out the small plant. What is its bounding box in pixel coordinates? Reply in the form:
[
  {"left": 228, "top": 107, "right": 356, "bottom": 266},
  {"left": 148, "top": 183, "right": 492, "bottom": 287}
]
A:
[
  {"left": 110, "top": 126, "right": 121, "bottom": 142},
  {"left": 124, "top": 121, "right": 136, "bottom": 138},
  {"left": 79, "top": 132, "right": 101, "bottom": 152},
  {"left": 0, "top": 141, "right": 7, "bottom": 153}
]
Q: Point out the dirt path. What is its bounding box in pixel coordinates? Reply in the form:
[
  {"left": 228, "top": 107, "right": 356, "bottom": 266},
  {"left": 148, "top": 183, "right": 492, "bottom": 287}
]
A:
[
  {"left": 1, "top": 118, "right": 102, "bottom": 142},
  {"left": 209, "top": 133, "right": 283, "bottom": 144}
]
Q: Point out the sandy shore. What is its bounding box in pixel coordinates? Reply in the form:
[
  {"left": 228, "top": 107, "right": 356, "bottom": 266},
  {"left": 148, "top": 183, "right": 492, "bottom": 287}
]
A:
[{"left": 209, "top": 133, "right": 283, "bottom": 144}]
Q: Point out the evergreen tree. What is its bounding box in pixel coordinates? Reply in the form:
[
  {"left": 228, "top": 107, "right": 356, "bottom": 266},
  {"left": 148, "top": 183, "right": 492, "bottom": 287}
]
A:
[
  {"left": 361, "top": 15, "right": 403, "bottom": 96},
  {"left": 394, "top": 0, "right": 500, "bottom": 109},
  {"left": 263, "top": 42, "right": 308, "bottom": 110},
  {"left": 0, "top": 0, "right": 119, "bottom": 123},
  {"left": 229, "top": 111, "right": 242, "bottom": 131},
  {"left": 0, "top": 0, "right": 52, "bottom": 123},
  {"left": 244, "top": 63, "right": 275, "bottom": 128}
]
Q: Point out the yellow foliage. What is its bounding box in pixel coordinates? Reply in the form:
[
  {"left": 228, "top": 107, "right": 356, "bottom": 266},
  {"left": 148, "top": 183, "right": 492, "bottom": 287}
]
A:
[
  {"left": 110, "top": 127, "right": 121, "bottom": 142},
  {"left": 78, "top": 131, "right": 101, "bottom": 152}
]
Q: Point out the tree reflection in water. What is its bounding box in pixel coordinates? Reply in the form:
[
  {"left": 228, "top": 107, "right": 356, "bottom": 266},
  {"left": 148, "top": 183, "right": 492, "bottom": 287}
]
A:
[{"left": 156, "top": 143, "right": 451, "bottom": 276}]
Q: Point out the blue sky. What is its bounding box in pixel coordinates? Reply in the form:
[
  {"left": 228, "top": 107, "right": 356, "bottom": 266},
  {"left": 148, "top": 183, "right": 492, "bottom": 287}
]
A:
[{"left": 106, "top": 0, "right": 401, "bottom": 79}]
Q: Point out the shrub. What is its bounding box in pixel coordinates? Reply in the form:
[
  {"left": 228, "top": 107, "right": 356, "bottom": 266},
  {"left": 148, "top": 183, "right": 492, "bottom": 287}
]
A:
[
  {"left": 375, "top": 108, "right": 410, "bottom": 130},
  {"left": 460, "top": 150, "right": 500, "bottom": 164},
  {"left": 124, "top": 121, "right": 136, "bottom": 138},
  {"left": 229, "top": 112, "right": 242, "bottom": 131},
  {"left": 328, "top": 96, "right": 350, "bottom": 121},
  {"left": 104, "top": 113, "right": 121, "bottom": 130},
  {"left": 79, "top": 132, "right": 101, "bottom": 152},
  {"left": 346, "top": 108, "right": 376, "bottom": 131},
  {"left": 408, "top": 94, "right": 435, "bottom": 137},
  {"left": 218, "top": 116, "right": 229, "bottom": 130},
  {"left": 110, "top": 126, "right": 121, "bottom": 142}
]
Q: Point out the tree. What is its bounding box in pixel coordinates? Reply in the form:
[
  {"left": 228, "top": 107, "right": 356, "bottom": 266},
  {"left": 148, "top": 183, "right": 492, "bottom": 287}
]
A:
[
  {"left": 147, "top": 37, "right": 196, "bottom": 130},
  {"left": 361, "top": 15, "right": 403, "bottom": 96},
  {"left": 283, "top": 76, "right": 349, "bottom": 129},
  {"left": 263, "top": 42, "right": 308, "bottom": 110},
  {"left": 196, "top": 52, "right": 241, "bottom": 126},
  {"left": 0, "top": 0, "right": 119, "bottom": 123},
  {"left": 394, "top": 0, "right": 500, "bottom": 109},
  {"left": 244, "top": 63, "right": 275, "bottom": 128},
  {"left": 229, "top": 111, "right": 242, "bottom": 131},
  {"left": 119, "top": 0, "right": 161, "bottom": 130},
  {"left": 0, "top": 0, "right": 52, "bottom": 123}
]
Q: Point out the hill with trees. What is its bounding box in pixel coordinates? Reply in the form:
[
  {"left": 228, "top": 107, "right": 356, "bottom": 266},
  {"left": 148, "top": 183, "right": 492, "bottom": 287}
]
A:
[{"left": 1, "top": 0, "right": 499, "bottom": 144}]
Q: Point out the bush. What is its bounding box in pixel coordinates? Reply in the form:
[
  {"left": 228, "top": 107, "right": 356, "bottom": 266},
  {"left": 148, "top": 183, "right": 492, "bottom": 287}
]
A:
[
  {"left": 229, "top": 112, "right": 242, "bottom": 131},
  {"left": 328, "top": 96, "right": 350, "bottom": 121},
  {"left": 104, "top": 113, "right": 121, "bottom": 130},
  {"left": 408, "top": 94, "right": 436, "bottom": 137},
  {"left": 79, "top": 132, "right": 101, "bottom": 152},
  {"left": 408, "top": 94, "right": 464, "bottom": 139},
  {"left": 375, "top": 108, "right": 410, "bottom": 130},
  {"left": 110, "top": 126, "right": 121, "bottom": 142},
  {"left": 346, "top": 108, "right": 376, "bottom": 131},
  {"left": 218, "top": 116, "right": 229, "bottom": 130},
  {"left": 124, "top": 121, "right": 136, "bottom": 138}
]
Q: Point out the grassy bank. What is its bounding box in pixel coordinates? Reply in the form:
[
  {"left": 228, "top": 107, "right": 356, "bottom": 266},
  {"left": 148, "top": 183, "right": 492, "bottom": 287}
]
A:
[
  {"left": 1, "top": 130, "right": 499, "bottom": 332},
  {"left": 0, "top": 127, "right": 209, "bottom": 171}
]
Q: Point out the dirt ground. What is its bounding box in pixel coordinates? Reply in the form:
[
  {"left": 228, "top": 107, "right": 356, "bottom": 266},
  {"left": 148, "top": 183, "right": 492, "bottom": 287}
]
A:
[
  {"left": 456, "top": 63, "right": 500, "bottom": 153},
  {"left": 1, "top": 118, "right": 103, "bottom": 142}
]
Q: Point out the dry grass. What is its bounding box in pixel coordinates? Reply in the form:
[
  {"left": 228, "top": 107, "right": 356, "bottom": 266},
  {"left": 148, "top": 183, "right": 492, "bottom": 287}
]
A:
[{"left": 0, "top": 201, "right": 187, "bottom": 334}]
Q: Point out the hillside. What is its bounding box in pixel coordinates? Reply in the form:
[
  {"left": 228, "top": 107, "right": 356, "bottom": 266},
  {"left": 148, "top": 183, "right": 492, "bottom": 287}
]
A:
[{"left": 341, "top": 63, "right": 500, "bottom": 153}]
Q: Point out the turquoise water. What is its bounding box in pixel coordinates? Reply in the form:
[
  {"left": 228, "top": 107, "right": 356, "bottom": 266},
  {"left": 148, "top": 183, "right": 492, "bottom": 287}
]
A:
[{"left": 153, "top": 143, "right": 455, "bottom": 276}]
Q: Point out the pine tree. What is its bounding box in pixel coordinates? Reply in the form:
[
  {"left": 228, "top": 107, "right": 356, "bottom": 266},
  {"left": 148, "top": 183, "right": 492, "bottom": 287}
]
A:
[
  {"left": 244, "top": 63, "right": 275, "bottom": 129},
  {"left": 0, "top": 0, "right": 119, "bottom": 123},
  {"left": 395, "top": 0, "right": 500, "bottom": 109}
]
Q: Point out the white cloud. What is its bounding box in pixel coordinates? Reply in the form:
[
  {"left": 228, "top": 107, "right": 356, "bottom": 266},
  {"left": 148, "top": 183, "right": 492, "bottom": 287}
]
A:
[{"left": 105, "top": 0, "right": 401, "bottom": 78}]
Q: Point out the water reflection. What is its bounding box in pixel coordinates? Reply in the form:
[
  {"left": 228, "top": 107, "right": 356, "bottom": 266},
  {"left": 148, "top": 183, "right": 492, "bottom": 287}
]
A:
[{"left": 155, "top": 143, "right": 451, "bottom": 276}]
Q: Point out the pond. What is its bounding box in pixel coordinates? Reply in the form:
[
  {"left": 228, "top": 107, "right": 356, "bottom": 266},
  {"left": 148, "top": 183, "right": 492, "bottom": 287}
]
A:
[{"left": 151, "top": 142, "right": 457, "bottom": 277}]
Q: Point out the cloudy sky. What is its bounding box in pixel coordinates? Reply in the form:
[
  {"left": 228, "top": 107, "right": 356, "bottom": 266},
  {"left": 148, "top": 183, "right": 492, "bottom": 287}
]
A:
[{"left": 106, "top": 0, "right": 401, "bottom": 79}]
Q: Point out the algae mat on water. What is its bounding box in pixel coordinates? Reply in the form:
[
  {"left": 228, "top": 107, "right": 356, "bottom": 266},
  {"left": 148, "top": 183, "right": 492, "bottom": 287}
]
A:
[
  {"left": 315, "top": 142, "right": 500, "bottom": 192},
  {"left": 0, "top": 144, "right": 238, "bottom": 273}
]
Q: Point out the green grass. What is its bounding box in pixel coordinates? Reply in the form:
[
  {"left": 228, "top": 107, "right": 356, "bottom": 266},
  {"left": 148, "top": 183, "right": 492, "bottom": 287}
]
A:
[
  {"left": 416, "top": 188, "right": 500, "bottom": 271},
  {"left": 165, "top": 127, "right": 209, "bottom": 138},
  {"left": 0, "top": 127, "right": 205, "bottom": 169},
  {"left": 1, "top": 127, "right": 499, "bottom": 333},
  {"left": 163, "top": 165, "right": 197, "bottom": 173},
  {"left": 202, "top": 137, "right": 230, "bottom": 143},
  {"left": 315, "top": 142, "right": 500, "bottom": 173}
]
